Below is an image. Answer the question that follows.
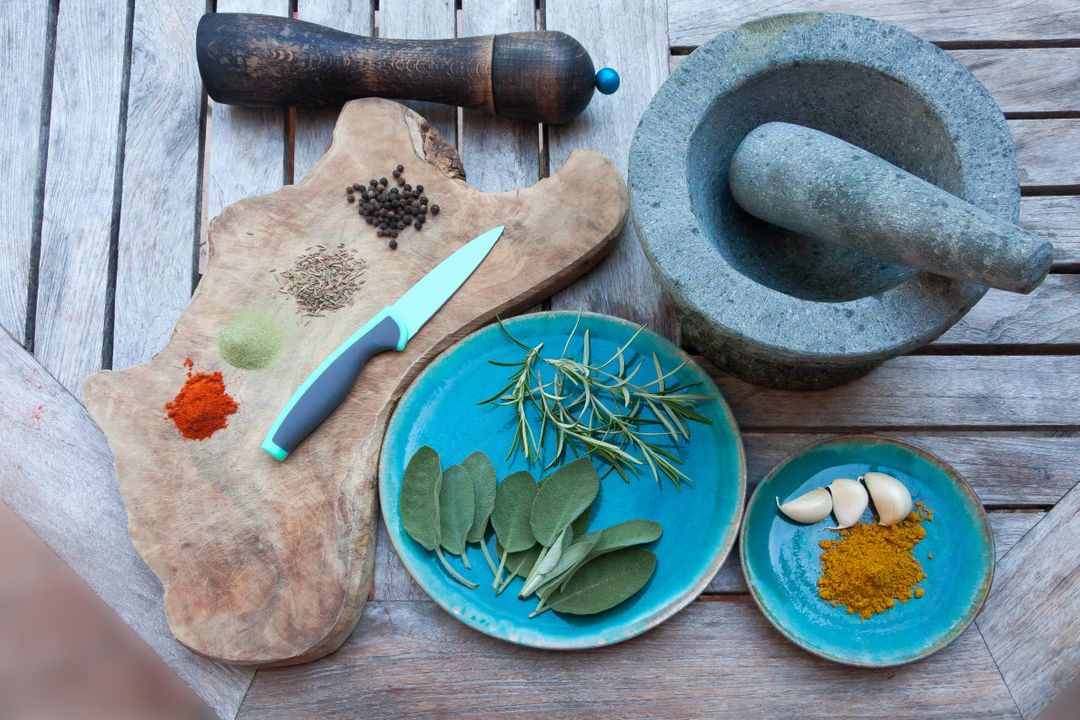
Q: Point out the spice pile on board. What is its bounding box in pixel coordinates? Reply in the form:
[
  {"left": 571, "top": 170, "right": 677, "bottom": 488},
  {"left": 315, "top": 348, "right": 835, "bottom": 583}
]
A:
[
  {"left": 346, "top": 165, "right": 439, "bottom": 249},
  {"left": 165, "top": 358, "right": 238, "bottom": 440},
  {"left": 275, "top": 245, "right": 366, "bottom": 317}
]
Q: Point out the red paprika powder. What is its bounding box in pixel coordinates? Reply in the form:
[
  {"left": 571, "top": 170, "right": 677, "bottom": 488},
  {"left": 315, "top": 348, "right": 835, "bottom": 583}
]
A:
[{"left": 165, "top": 358, "right": 238, "bottom": 440}]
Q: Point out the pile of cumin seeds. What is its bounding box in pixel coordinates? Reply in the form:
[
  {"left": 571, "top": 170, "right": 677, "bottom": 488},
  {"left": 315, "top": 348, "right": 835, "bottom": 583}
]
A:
[{"left": 274, "top": 244, "right": 367, "bottom": 317}]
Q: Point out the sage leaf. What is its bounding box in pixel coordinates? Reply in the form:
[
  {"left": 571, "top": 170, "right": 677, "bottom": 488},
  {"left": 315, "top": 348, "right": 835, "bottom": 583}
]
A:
[
  {"left": 400, "top": 446, "right": 442, "bottom": 551},
  {"left": 534, "top": 526, "right": 570, "bottom": 576},
  {"left": 560, "top": 519, "right": 662, "bottom": 590},
  {"left": 500, "top": 542, "right": 541, "bottom": 579},
  {"left": 571, "top": 502, "right": 592, "bottom": 538},
  {"left": 530, "top": 458, "right": 599, "bottom": 546},
  {"left": 491, "top": 471, "right": 538, "bottom": 553},
  {"left": 586, "top": 519, "right": 662, "bottom": 560},
  {"left": 462, "top": 451, "right": 496, "bottom": 543},
  {"left": 438, "top": 464, "right": 475, "bottom": 556},
  {"left": 544, "top": 547, "right": 656, "bottom": 615},
  {"left": 535, "top": 534, "right": 600, "bottom": 599}
]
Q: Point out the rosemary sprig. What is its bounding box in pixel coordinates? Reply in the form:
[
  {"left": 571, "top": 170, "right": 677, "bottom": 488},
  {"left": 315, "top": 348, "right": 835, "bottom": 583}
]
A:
[{"left": 481, "top": 317, "right": 711, "bottom": 488}]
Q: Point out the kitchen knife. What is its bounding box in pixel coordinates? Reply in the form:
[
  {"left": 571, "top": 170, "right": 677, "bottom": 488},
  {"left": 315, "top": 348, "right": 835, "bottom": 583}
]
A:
[{"left": 262, "top": 225, "right": 504, "bottom": 461}]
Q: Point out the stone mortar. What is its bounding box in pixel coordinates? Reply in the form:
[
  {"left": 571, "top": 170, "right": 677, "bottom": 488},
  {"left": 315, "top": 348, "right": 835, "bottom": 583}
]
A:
[{"left": 629, "top": 12, "right": 1019, "bottom": 389}]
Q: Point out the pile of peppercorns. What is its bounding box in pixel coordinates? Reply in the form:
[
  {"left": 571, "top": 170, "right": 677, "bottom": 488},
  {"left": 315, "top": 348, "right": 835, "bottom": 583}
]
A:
[{"left": 345, "top": 165, "right": 440, "bottom": 250}]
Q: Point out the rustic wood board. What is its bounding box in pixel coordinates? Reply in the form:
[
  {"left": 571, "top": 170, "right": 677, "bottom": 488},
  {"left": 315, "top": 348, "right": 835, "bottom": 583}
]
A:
[{"left": 82, "top": 98, "right": 628, "bottom": 667}]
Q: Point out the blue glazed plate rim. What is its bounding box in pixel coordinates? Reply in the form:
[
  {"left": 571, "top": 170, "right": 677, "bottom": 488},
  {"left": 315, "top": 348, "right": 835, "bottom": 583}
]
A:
[
  {"left": 739, "top": 434, "right": 995, "bottom": 667},
  {"left": 378, "top": 311, "right": 746, "bottom": 649}
]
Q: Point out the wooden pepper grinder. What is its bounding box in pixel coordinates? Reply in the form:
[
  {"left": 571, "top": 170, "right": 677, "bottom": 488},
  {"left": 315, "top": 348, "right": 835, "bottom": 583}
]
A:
[{"left": 197, "top": 13, "right": 621, "bottom": 125}]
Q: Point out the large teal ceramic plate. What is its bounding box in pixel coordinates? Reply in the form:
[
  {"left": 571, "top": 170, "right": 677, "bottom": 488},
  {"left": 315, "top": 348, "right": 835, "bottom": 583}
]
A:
[
  {"left": 741, "top": 435, "right": 994, "bottom": 666},
  {"left": 379, "top": 312, "right": 745, "bottom": 649}
]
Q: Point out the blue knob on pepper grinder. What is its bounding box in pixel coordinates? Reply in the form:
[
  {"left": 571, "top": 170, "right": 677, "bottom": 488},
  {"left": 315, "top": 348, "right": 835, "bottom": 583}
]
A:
[{"left": 595, "top": 67, "right": 620, "bottom": 95}]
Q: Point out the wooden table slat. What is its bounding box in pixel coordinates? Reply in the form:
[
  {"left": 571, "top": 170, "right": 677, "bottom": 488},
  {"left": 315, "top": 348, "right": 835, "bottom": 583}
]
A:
[
  {"left": 238, "top": 599, "right": 1019, "bottom": 719},
  {"left": 33, "top": 0, "right": 130, "bottom": 396},
  {"left": 1023, "top": 196, "right": 1080, "bottom": 267},
  {"left": 668, "top": 0, "right": 1080, "bottom": 47},
  {"left": 546, "top": 0, "right": 678, "bottom": 339},
  {"left": 0, "top": 1, "right": 53, "bottom": 344},
  {"left": 978, "top": 480, "right": 1080, "bottom": 718},
  {"left": 0, "top": 328, "right": 252, "bottom": 718},
  {"left": 379, "top": 0, "right": 457, "bottom": 146},
  {"left": 710, "top": 355, "right": 1080, "bottom": 429},
  {"left": 203, "top": 0, "right": 291, "bottom": 273},
  {"left": 112, "top": 0, "right": 205, "bottom": 370},
  {"left": 932, "top": 274, "right": 1080, "bottom": 347},
  {"left": 293, "top": 1, "right": 374, "bottom": 183}
]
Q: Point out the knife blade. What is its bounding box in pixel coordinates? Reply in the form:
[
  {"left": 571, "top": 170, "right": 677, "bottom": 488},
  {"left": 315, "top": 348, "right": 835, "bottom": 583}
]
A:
[{"left": 262, "top": 225, "right": 504, "bottom": 461}]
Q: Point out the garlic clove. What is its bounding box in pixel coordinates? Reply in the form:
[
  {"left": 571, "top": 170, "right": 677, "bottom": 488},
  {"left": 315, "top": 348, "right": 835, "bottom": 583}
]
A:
[
  {"left": 827, "top": 478, "right": 868, "bottom": 529},
  {"left": 861, "top": 471, "right": 912, "bottom": 527},
  {"left": 776, "top": 487, "right": 833, "bottom": 524}
]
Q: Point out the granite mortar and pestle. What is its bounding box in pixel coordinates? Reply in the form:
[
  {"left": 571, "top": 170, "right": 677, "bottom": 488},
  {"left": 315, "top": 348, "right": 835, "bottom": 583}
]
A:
[{"left": 629, "top": 12, "right": 1055, "bottom": 389}]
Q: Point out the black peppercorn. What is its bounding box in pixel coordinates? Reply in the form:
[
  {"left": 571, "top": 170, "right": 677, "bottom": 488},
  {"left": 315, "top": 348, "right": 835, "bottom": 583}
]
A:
[
  {"left": 389, "top": 238, "right": 398, "bottom": 249},
  {"left": 392, "top": 169, "right": 401, "bottom": 179},
  {"left": 414, "top": 221, "right": 423, "bottom": 230},
  {"left": 379, "top": 177, "right": 388, "bottom": 185},
  {"left": 365, "top": 216, "right": 374, "bottom": 225},
  {"left": 419, "top": 195, "right": 428, "bottom": 204},
  {"left": 396, "top": 164, "right": 404, "bottom": 172},
  {"left": 430, "top": 204, "right": 440, "bottom": 215}
]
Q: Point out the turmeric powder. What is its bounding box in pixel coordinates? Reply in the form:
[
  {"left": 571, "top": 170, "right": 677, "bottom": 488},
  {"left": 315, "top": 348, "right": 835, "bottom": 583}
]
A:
[{"left": 817, "top": 503, "right": 932, "bottom": 619}]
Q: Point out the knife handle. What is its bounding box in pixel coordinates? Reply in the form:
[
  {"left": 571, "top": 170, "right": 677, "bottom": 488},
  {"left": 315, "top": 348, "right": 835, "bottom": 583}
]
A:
[
  {"left": 196, "top": 13, "right": 599, "bottom": 125},
  {"left": 262, "top": 309, "right": 406, "bottom": 461}
]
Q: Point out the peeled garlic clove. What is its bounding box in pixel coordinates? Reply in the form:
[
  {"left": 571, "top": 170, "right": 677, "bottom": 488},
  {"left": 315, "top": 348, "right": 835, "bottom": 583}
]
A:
[
  {"left": 862, "top": 471, "right": 912, "bottom": 527},
  {"left": 827, "top": 478, "right": 868, "bottom": 529},
  {"left": 776, "top": 487, "right": 833, "bottom": 523}
]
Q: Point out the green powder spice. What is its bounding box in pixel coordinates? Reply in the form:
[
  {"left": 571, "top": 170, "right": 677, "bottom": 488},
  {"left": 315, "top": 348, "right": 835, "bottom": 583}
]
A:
[{"left": 219, "top": 307, "right": 285, "bottom": 370}]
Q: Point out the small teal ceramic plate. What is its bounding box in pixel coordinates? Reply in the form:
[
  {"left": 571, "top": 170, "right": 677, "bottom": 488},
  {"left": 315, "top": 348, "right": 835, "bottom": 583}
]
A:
[
  {"left": 380, "top": 312, "right": 745, "bottom": 649},
  {"left": 741, "top": 435, "right": 994, "bottom": 666}
]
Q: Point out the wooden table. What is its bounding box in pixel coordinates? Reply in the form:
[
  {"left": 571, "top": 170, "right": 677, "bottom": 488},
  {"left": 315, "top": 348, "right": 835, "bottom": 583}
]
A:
[{"left": 2, "top": 1, "right": 1078, "bottom": 718}]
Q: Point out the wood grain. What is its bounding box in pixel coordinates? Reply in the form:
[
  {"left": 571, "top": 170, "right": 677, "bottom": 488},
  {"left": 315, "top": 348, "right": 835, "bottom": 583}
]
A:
[
  {"left": 931, "top": 275, "right": 1080, "bottom": 346},
  {"left": 294, "top": 0, "right": 374, "bottom": 183},
  {"left": 0, "top": 1, "right": 52, "bottom": 343},
  {"left": 379, "top": 0, "right": 457, "bottom": 146},
  {"left": 708, "top": 356, "right": 1080, "bottom": 429},
  {"left": 546, "top": 0, "right": 678, "bottom": 339},
  {"left": 83, "top": 99, "right": 628, "bottom": 666},
  {"left": 459, "top": 0, "right": 541, "bottom": 192},
  {"left": 978, "top": 481, "right": 1080, "bottom": 717},
  {"left": 668, "top": 0, "right": 1080, "bottom": 47},
  {"left": 1023, "top": 196, "right": 1080, "bottom": 267},
  {"left": 112, "top": 0, "right": 205, "bottom": 370},
  {"left": 950, "top": 49, "right": 1080, "bottom": 115},
  {"left": 671, "top": 48, "right": 1080, "bottom": 115},
  {"left": 238, "top": 599, "right": 1019, "bottom": 719},
  {"left": 1012, "top": 119, "right": 1080, "bottom": 188},
  {"left": 204, "top": 0, "right": 290, "bottom": 272},
  {"left": 33, "top": 0, "right": 129, "bottom": 396},
  {"left": 0, "top": 327, "right": 252, "bottom": 718}
]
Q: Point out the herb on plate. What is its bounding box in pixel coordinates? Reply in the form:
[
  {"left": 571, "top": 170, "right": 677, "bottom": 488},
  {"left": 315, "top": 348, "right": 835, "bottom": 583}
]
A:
[
  {"left": 398, "top": 447, "right": 661, "bottom": 617},
  {"left": 481, "top": 316, "right": 711, "bottom": 488}
]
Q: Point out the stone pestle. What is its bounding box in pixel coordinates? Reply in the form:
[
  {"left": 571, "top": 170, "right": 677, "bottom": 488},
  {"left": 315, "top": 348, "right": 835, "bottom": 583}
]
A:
[{"left": 729, "top": 122, "right": 1053, "bottom": 294}]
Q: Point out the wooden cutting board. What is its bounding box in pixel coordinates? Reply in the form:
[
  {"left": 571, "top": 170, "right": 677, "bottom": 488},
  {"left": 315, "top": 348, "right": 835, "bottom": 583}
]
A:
[{"left": 83, "top": 98, "right": 627, "bottom": 666}]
